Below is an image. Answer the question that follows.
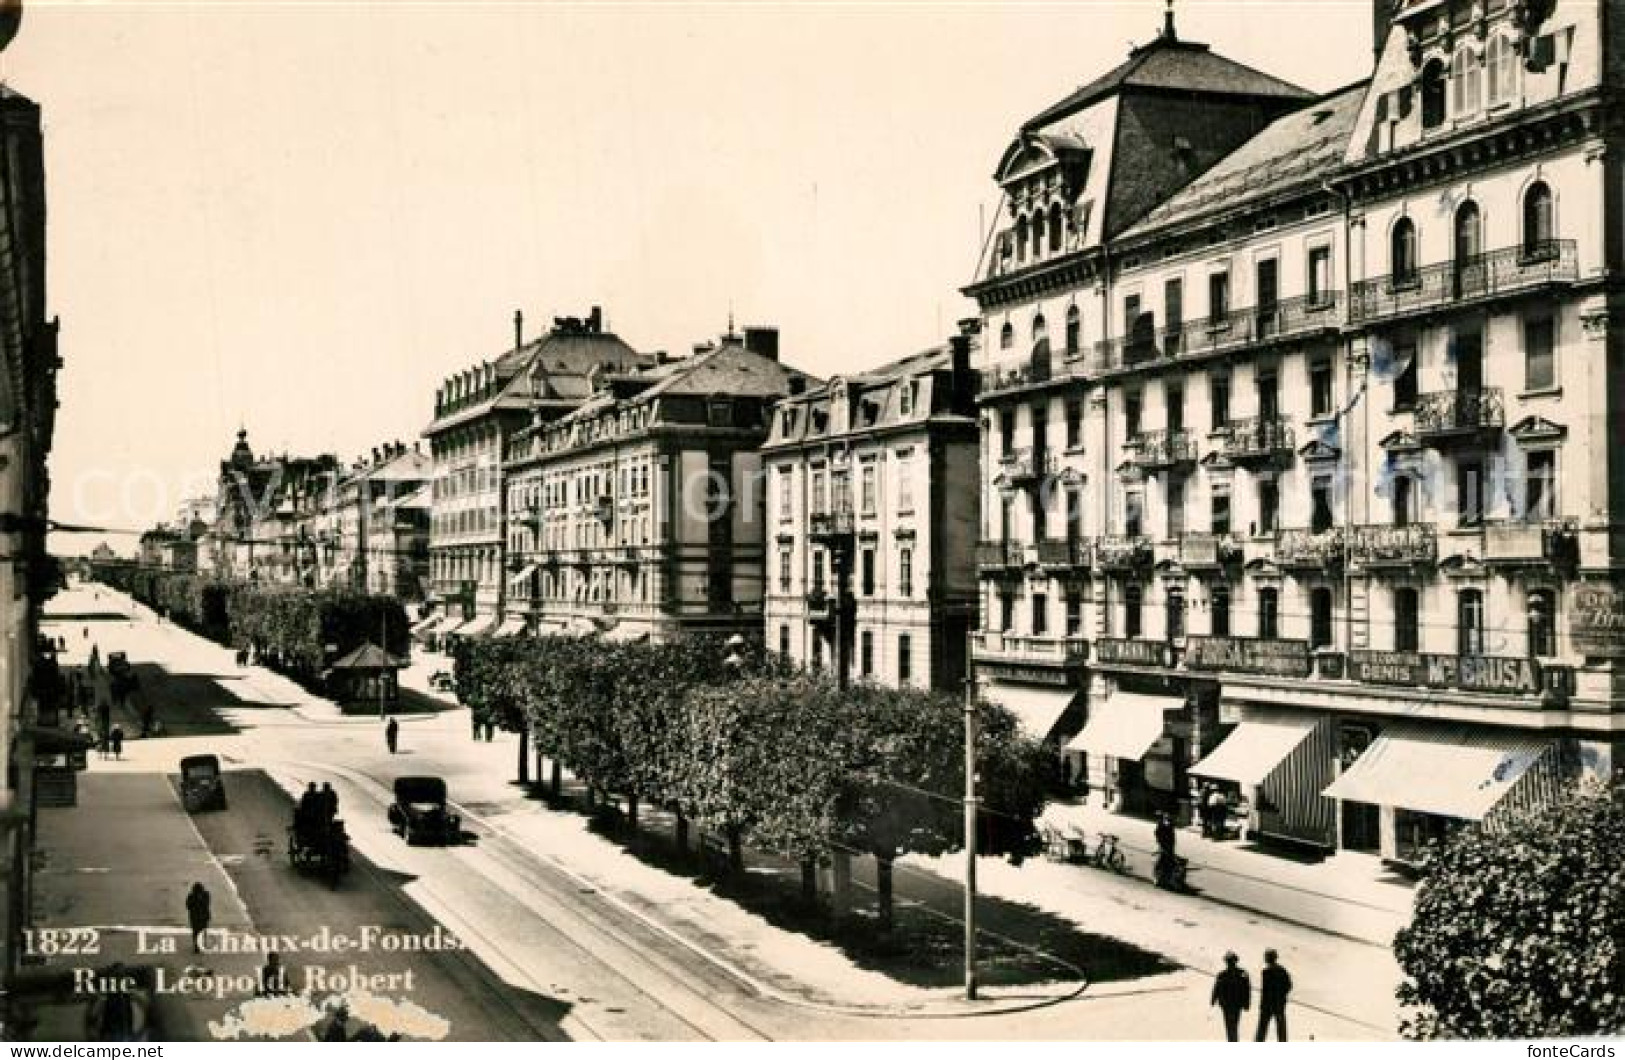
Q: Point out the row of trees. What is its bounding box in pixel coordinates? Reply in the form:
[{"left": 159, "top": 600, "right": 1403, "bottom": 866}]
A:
[
  {"left": 92, "top": 564, "right": 410, "bottom": 683},
  {"left": 453, "top": 633, "right": 1053, "bottom": 927}
]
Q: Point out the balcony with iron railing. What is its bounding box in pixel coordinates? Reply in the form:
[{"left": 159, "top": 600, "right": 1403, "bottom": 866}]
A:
[
  {"left": 977, "top": 539, "right": 1026, "bottom": 571},
  {"left": 1037, "top": 536, "right": 1093, "bottom": 570},
  {"left": 1275, "top": 527, "right": 1346, "bottom": 569},
  {"left": 805, "top": 587, "right": 856, "bottom": 622},
  {"left": 1096, "top": 534, "right": 1154, "bottom": 572},
  {"left": 973, "top": 630, "right": 1090, "bottom": 666},
  {"left": 1221, "top": 416, "right": 1296, "bottom": 464},
  {"left": 1483, "top": 520, "right": 1577, "bottom": 567},
  {"left": 980, "top": 354, "right": 1089, "bottom": 398},
  {"left": 1092, "top": 292, "right": 1342, "bottom": 374},
  {"left": 1178, "top": 532, "right": 1241, "bottom": 570},
  {"left": 1414, "top": 388, "right": 1504, "bottom": 444},
  {"left": 1123, "top": 429, "right": 1197, "bottom": 471},
  {"left": 1350, "top": 240, "right": 1578, "bottom": 325},
  {"left": 1348, "top": 523, "right": 1437, "bottom": 568},
  {"left": 809, "top": 509, "right": 856, "bottom": 543},
  {"left": 997, "top": 446, "right": 1050, "bottom": 487}
]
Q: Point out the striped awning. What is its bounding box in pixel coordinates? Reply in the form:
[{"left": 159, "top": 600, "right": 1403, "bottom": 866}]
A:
[
  {"left": 1323, "top": 722, "right": 1556, "bottom": 821},
  {"left": 409, "top": 614, "right": 439, "bottom": 635},
  {"left": 490, "top": 617, "right": 527, "bottom": 639},
  {"left": 1065, "top": 691, "right": 1173, "bottom": 760},
  {"left": 1193, "top": 715, "right": 1323, "bottom": 787}
]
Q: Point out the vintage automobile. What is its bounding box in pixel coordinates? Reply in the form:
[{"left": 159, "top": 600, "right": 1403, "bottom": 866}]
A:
[
  {"left": 178, "top": 754, "right": 227, "bottom": 813},
  {"left": 387, "top": 776, "right": 460, "bottom": 845},
  {"left": 288, "top": 814, "right": 350, "bottom": 885}
]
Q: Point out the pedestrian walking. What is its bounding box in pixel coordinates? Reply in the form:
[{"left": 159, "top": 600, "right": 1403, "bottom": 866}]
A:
[
  {"left": 258, "top": 952, "right": 290, "bottom": 996},
  {"left": 470, "top": 711, "right": 481, "bottom": 740},
  {"left": 1211, "top": 951, "right": 1251, "bottom": 1042},
  {"left": 484, "top": 720, "right": 495, "bottom": 742},
  {"left": 1208, "top": 787, "right": 1229, "bottom": 839},
  {"left": 108, "top": 726, "right": 123, "bottom": 759},
  {"left": 385, "top": 716, "right": 399, "bottom": 755},
  {"left": 184, "top": 882, "right": 211, "bottom": 953},
  {"left": 1256, "top": 948, "right": 1292, "bottom": 1041}
]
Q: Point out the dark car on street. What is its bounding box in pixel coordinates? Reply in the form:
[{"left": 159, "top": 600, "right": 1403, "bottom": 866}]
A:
[
  {"left": 178, "top": 754, "right": 227, "bottom": 813},
  {"left": 386, "top": 776, "right": 461, "bottom": 845}
]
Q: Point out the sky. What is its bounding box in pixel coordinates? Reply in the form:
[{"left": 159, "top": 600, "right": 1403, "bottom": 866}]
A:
[{"left": 0, "top": 0, "right": 1373, "bottom": 550}]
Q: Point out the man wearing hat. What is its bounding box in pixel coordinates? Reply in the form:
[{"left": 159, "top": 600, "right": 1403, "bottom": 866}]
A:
[
  {"left": 1210, "top": 951, "right": 1251, "bottom": 1041},
  {"left": 1256, "top": 948, "right": 1292, "bottom": 1041}
]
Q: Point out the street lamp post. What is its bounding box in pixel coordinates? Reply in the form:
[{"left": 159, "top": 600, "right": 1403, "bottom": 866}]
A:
[{"left": 963, "top": 626, "right": 980, "bottom": 1001}]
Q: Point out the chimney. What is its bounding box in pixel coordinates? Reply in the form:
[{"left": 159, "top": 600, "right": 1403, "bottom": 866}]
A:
[
  {"left": 743, "top": 326, "right": 780, "bottom": 361},
  {"left": 1373, "top": 0, "right": 1392, "bottom": 61},
  {"left": 787, "top": 375, "right": 807, "bottom": 396},
  {"left": 950, "top": 334, "right": 974, "bottom": 411},
  {"left": 587, "top": 306, "right": 603, "bottom": 334},
  {"left": 514, "top": 309, "right": 524, "bottom": 351},
  {"left": 1162, "top": 0, "right": 1177, "bottom": 41},
  {"left": 693, "top": 341, "right": 715, "bottom": 357},
  {"left": 652, "top": 349, "right": 671, "bottom": 365},
  {"left": 371, "top": 447, "right": 380, "bottom": 464}
]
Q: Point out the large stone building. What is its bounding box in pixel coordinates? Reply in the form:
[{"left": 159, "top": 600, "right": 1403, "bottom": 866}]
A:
[
  {"left": 317, "top": 442, "right": 431, "bottom": 600},
  {"left": 204, "top": 430, "right": 338, "bottom": 586},
  {"left": 0, "top": 71, "right": 61, "bottom": 986},
  {"left": 423, "top": 309, "right": 650, "bottom": 635},
  {"left": 759, "top": 337, "right": 980, "bottom": 689},
  {"left": 965, "top": 0, "right": 1623, "bottom": 864},
  {"left": 502, "top": 328, "right": 813, "bottom": 642}
]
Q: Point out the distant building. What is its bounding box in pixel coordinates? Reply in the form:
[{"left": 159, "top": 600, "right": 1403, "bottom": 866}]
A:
[
  {"left": 423, "top": 308, "right": 651, "bottom": 634},
  {"left": 760, "top": 336, "right": 979, "bottom": 689},
  {"left": 502, "top": 327, "right": 814, "bottom": 642},
  {"left": 204, "top": 430, "right": 337, "bottom": 586},
  {"left": 318, "top": 442, "right": 432, "bottom": 599}
]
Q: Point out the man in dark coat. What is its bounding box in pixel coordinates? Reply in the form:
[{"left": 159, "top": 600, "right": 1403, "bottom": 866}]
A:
[
  {"left": 1256, "top": 948, "right": 1292, "bottom": 1041},
  {"left": 1211, "top": 951, "right": 1251, "bottom": 1041},
  {"left": 185, "top": 882, "right": 211, "bottom": 953},
  {"left": 385, "top": 716, "right": 399, "bottom": 755},
  {"left": 318, "top": 782, "right": 339, "bottom": 823}
]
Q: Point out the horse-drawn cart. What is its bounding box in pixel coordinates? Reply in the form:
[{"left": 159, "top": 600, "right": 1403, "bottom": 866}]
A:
[{"left": 287, "top": 816, "right": 350, "bottom": 885}]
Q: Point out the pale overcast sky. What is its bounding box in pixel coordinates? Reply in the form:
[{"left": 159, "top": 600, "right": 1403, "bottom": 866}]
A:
[{"left": 2, "top": 0, "right": 1372, "bottom": 545}]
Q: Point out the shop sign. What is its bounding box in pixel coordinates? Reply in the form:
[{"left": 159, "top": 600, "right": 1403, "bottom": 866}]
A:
[
  {"left": 1095, "top": 638, "right": 1173, "bottom": 668},
  {"left": 1570, "top": 584, "right": 1625, "bottom": 658},
  {"left": 1184, "top": 636, "right": 1312, "bottom": 678},
  {"left": 977, "top": 661, "right": 1078, "bottom": 687},
  {"left": 1349, "top": 650, "right": 1543, "bottom": 696}
]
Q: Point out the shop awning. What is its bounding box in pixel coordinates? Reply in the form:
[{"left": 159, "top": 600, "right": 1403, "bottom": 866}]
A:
[
  {"left": 1193, "top": 715, "right": 1322, "bottom": 787},
  {"left": 1322, "top": 722, "right": 1555, "bottom": 821},
  {"left": 408, "top": 615, "right": 439, "bottom": 635},
  {"left": 428, "top": 615, "right": 464, "bottom": 634},
  {"left": 507, "top": 564, "right": 537, "bottom": 589},
  {"left": 490, "top": 617, "right": 526, "bottom": 639},
  {"left": 987, "top": 685, "right": 1076, "bottom": 742},
  {"left": 1065, "top": 691, "right": 1174, "bottom": 760}
]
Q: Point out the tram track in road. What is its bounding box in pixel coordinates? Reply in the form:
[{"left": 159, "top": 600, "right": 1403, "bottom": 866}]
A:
[{"left": 264, "top": 757, "right": 772, "bottom": 1042}]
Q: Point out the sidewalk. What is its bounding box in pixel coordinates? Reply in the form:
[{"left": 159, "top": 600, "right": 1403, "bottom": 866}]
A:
[{"left": 1037, "top": 800, "right": 1414, "bottom": 947}]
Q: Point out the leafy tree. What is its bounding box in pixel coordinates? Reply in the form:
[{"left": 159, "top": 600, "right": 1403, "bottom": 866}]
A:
[{"left": 1394, "top": 781, "right": 1625, "bottom": 1039}]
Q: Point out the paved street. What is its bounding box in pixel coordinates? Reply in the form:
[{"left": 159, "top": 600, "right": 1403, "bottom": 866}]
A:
[{"left": 32, "top": 582, "right": 1407, "bottom": 1041}]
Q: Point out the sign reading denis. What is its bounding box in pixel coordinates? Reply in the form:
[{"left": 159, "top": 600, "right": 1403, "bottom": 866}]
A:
[{"left": 1350, "top": 650, "right": 1543, "bottom": 695}]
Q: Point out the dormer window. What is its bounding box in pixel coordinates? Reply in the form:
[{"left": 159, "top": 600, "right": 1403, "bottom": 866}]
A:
[{"left": 780, "top": 407, "right": 798, "bottom": 435}]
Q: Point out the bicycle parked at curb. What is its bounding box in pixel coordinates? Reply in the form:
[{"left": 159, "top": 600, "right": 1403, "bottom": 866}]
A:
[{"left": 1089, "top": 832, "right": 1127, "bottom": 873}]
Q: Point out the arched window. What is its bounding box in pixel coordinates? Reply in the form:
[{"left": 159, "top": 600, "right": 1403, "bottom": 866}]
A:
[
  {"left": 1523, "top": 181, "right": 1554, "bottom": 256},
  {"left": 1048, "top": 202, "right": 1064, "bottom": 254},
  {"left": 1454, "top": 200, "right": 1483, "bottom": 295},
  {"left": 1065, "top": 305, "right": 1081, "bottom": 356},
  {"left": 1032, "top": 314, "right": 1048, "bottom": 346},
  {"left": 1421, "top": 59, "right": 1448, "bottom": 128},
  {"left": 1015, "top": 215, "right": 1030, "bottom": 262},
  {"left": 1391, "top": 217, "right": 1419, "bottom": 283},
  {"left": 1451, "top": 47, "right": 1481, "bottom": 117},
  {"left": 1528, "top": 589, "right": 1557, "bottom": 657},
  {"left": 1486, "top": 35, "right": 1516, "bottom": 105},
  {"left": 999, "top": 322, "right": 1014, "bottom": 350},
  {"left": 1310, "top": 587, "right": 1334, "bottom": 648}
]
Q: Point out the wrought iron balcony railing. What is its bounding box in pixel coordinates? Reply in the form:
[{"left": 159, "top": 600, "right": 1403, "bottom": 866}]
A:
[
  {"left": 1415, "top": 388, "right": 1504, "bottom": 439},
  {"left": 980, "top": 355, "right": 1089, "bottom": 397},
  {"left": 1348, "top": 523, "right": 1437, "bottom": 568},
  {"left": 1484, "top": 520, "right": 1576, "bottom": 567},
  {"left": 1037, "top": 536, "right": 1093, "bottom": 570},
  {"left": 1124, "top": 429, "right": 1197, "bottom": 470},
  {"left": 808, "top": 509, "right": 856, "bottom": 541},
  {"left": 1096, "top": 534, "right": 1154, "bottom": 571},
  {"left": 974, "top": 631, "right": 1090, "bottom": 665},
  {"left": 1178, "top": 533, "right": 1241, "bottom": 569},
  {"left": 1350, "top": 240, "right": 1577, "bottom": 324},
  {"left": 1275, "top": 527, "right": 1346, "bottom": 568},
  {"left": 976, "top": 539, "right": 1025, "bottom": 571},
  {"left": 1221, "top": 416, "right": 1295, "bottom": 463},
  {"left": 998, "top": 446, "right": 1049, "bottom": 485},
  {"left": 1092, "top": 292, "right": 1342, "bottom": 373}
]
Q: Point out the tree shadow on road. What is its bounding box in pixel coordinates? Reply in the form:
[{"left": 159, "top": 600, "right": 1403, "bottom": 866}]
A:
[{"left": 561, "top": 793, "right": 1178, "bottom": 992}]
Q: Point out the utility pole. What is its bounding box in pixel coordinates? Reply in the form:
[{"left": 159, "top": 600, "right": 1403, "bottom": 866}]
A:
[{"left": 963, "top": 625, "right": 980, "bottom": 1001}]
